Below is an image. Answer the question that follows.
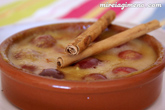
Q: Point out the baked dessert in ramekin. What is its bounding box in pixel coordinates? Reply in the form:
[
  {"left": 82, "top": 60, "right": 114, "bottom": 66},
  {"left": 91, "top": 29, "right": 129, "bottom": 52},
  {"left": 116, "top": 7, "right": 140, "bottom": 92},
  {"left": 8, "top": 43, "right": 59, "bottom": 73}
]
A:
[{"left": 0, "top": 22, "right": 165, "bottom": 110}]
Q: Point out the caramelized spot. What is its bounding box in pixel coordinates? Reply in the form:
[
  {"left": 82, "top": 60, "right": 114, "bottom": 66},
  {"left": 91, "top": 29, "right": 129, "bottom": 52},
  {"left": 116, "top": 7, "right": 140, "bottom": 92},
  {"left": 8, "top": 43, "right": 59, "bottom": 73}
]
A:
[
  {"left": 115, "top": 43, "right": 127, "bottom": 48},
  {"left": 14, "top": 49, "right": 41, "bottom": 60},
  {"left": 21, "top": 65, "right": 37, "bottom": 72},
  {"left": 46, "top": 58, "right": 53, "bottom": 63},
  {"left": 54, "top": 45, "right": 65, "bottom": 53}
]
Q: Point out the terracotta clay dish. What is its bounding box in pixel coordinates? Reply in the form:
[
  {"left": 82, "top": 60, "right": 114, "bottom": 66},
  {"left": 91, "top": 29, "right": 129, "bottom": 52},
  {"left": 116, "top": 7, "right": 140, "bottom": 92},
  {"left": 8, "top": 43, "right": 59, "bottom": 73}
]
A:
[{"left": 0, "top": 22, "right": 165, "bottom": 110}]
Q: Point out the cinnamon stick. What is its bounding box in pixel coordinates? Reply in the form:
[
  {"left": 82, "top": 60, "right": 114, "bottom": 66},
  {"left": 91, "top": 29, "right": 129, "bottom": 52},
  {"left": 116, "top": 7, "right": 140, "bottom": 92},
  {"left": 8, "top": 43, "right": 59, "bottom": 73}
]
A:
[
  {"left": 57, "top": 20, "right": 161, "bottom": 68},
  {"left": 65, "top": 10, "right": 116, "bottom": 55}
]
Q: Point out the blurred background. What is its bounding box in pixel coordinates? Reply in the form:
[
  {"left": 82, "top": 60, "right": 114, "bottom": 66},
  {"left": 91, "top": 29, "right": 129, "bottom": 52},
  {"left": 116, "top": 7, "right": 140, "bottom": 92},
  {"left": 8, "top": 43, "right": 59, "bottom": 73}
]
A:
[{"left": 0, "top": 0, "right": 165, "bottom": 29}]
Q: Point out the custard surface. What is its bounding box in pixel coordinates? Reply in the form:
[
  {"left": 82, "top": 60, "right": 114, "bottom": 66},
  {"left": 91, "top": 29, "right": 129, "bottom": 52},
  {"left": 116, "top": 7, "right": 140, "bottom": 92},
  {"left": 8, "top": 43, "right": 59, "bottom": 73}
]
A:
[{"left": 8, "top": 26, "right": 157, "bottom": 81}]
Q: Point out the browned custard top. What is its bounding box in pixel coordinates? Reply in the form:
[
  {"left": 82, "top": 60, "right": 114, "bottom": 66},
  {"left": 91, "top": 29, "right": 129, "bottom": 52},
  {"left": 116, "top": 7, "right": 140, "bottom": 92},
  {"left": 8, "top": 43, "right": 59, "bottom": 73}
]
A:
[{"left": 8, "top": 25, "right": 157, "bottom": 81}]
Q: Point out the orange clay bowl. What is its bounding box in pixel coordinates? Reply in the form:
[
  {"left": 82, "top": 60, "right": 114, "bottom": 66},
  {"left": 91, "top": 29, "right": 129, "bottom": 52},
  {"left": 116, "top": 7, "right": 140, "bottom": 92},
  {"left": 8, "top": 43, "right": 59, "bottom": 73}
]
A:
[{"left": 0, "top": 22, "right": 165, "bottom": 110}]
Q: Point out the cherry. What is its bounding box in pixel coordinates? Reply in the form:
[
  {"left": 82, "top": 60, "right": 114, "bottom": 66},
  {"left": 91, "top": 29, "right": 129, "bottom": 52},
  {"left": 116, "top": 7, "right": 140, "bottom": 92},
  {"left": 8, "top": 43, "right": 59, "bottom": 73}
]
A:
[
  {"left": 118, "top": 50, "right": 142, "bottom": 60},
  {"left": 39, "top": 68, "right": 64, "bottom": 79},
  {"left": 31, "top": 35, "right": 56, "bottom": 48},
  {"left": 83, "top": 73, "right": 107, "bottom": 81},
  {"left": 112, "top": 67, "right": 137, "bottom": 74},
  {"left": 76, "top": 57, "right": 101, "bottom": 69}
]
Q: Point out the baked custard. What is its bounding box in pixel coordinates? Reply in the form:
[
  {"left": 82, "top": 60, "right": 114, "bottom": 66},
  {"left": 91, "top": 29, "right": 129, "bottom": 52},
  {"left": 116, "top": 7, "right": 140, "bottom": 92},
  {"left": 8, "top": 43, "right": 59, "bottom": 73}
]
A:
[{"left": 7, "top": 24, "right": 157, "bottom": 81}]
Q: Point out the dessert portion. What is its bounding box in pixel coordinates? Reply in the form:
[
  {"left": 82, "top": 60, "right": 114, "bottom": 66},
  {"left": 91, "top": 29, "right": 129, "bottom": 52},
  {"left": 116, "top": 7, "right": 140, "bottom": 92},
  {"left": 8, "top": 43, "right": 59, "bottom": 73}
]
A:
[
  {"left": 7, "top": 24, "right": 157, "bottom": 81},
  {"left": 6, "top": 9, "right": 161, "bottom": 81}
]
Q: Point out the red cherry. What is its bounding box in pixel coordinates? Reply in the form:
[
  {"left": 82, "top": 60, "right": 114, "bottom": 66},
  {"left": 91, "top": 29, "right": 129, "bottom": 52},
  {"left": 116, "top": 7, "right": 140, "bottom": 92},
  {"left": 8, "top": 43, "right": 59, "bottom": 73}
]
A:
[
  {"left": 32, "top": 35, "right": 56, "bottom": 48},
  {"left": 112, "top": 67, "right": 137, "bottom": 74},
  {"left": 83, "top": 73, "right": 107, "bottom": 81},
  {"left": 76, "top": 57, "right": 101, "bottom": 69},
  {"left": 118, "top": 50, "right": 142, "bottom": 60},
  {"left": 39, "top": 68, "right": 64, "bottom": 79}
]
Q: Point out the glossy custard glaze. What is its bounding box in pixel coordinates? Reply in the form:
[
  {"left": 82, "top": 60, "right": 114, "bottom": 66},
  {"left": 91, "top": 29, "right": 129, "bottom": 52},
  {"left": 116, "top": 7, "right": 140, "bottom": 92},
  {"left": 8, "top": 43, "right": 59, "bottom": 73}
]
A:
[{"left": 8, "top": 24, "right": 157, "bottom": 81}]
